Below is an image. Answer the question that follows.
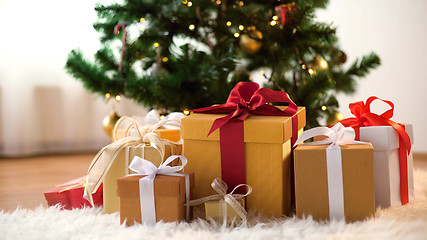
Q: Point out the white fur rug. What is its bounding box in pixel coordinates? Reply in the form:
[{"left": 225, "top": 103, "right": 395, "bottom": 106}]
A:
[{"left": 1, "top": 169, "right": 427, "bottom": 240}]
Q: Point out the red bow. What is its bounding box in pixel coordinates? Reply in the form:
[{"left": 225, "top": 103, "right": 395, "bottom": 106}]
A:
[
  {"left": 339, "top": 96, "right": 411, "bottom": 154},
  {"left": 192, "top": 81, "right": 298, "bottom": 193},
  {"left": 193, "top": 81, "right": 298, "bottom": 135},
  {"left": 339, "top": 96, "right": 412, "bottom": 204}
]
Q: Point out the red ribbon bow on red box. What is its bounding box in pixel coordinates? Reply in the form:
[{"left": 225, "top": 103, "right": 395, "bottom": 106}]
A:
[
  {"left": 339, "top": 96, "right": 411, "bottom": 204},
  {"left": 192, "top": 82, "right": 298, "bottom": 193}
]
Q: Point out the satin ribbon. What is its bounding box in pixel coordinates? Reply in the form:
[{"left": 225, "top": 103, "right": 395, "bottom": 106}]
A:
[
  {"left": 294, "top": 123, "right": 371, "bottom": 221},
  {"left": 58, "top": 177, "right": 86, "bottom": 193},
  {"left": 83, "top": 116, "right": 175, "bottom": 206},
  {"left": 192, "top": 81, "right": 298, "bottom": 192},
  {"left": 339, "top": 96, "right": 411, "bottom": 204},
  {"left": 129, "top": 155, "right": 190, "bottom": 225},
  {"left": 186, "top": 178, "right": 252, "bottom": 224},
  {"left": 141, "top": 109, "right": 185, "bottom": 130}
]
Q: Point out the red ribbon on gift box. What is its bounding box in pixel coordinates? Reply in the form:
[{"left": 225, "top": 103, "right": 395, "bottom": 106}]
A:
[
  {"left": 192, "top": 82, "right": 298, "bottom": 193},
  {"left": 339, "top": 96, "right": 411, "bottom": 205}
]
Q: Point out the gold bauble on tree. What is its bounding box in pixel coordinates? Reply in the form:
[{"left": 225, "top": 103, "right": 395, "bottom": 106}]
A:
[
  {"left": 326, "top": 112, "right": 345, "bottom": 126},
  {"left": 102, "top": 111, "right": 121, "bottom": 137},
  {"left": 239, "top": 27, "right": 263, "bottom": 54},
  {"left": 311, "top": 55, "right": 328, "bottom": 71}
]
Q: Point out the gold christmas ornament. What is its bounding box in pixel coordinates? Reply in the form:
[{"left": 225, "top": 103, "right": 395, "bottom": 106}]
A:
[
  {"left": 239, "top": 28, "right": 263, "bottom": 54},
  {"left": 311, "top": 55, "right": 328, "bottom": 71},
  {"left": 326, "top": 112, "right": 344, "bottom": 126},
  {"left": 102, "top": 111, "right": 121, "bottom": 137}
]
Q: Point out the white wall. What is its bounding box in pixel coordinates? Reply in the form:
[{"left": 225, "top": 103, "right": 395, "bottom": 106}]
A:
[
  {"left": 317, "top": 0, "right": 427, "bottom": 152},
  {"left": 0, "top": 0, "right": 426, "bottom": 155},
  {"left": 0, "top": 0, "right": 146, "bottom": 156}
]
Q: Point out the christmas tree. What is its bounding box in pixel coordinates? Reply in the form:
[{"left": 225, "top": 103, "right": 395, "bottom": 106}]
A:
[{"left": 66, "top": 0, "right": 380, "bottom": 128}]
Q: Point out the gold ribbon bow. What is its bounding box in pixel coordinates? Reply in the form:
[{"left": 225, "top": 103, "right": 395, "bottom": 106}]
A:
[
  {"left": 186, "top": 178, "right": 252, "bottom": 223},
  {"left": 84, "top": 116, "right": 180, "bottom": 206}
]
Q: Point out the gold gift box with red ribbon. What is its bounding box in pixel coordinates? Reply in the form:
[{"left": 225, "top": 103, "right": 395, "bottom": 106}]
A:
[{"left": 182, "top": 82, "right": 306, "bottom": 217}]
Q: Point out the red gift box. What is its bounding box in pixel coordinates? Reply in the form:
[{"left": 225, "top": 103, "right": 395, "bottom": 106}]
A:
[{"left": 44, "top": 176, "right": 103, "bottom": 210}]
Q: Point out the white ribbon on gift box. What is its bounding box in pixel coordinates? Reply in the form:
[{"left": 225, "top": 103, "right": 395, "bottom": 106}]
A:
[
  {"left": 135, "top": 109, "right": 185, "bottom": 130},
  {"left": 293, "top": 123, "right": 371, "bottom": 221},
  {"left": 128, "top": 155, "right": 191, "bottom": 225}
]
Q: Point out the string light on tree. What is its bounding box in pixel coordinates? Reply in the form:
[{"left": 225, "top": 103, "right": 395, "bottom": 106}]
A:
[
  {"left": 308, "top": 68, "right": 314, "bottom": 75},
  {"left": 321, "top": 105, "right": 327, "bottom": 111},
  {"left": 239, "top": 1, "right": 244, "bottom": 6},
  {"left": 270, "top": 20, "right": 277, "bottom": 26},
  {"left": 183, "top": 110, "right": 190, "bottom": 115},
  {"left": 153, "top": 42, "right": 159, "bottom": 48},
  {"left": 239, "top": 25, "right": 244, "bottom": 31},
  {"left": 162, "top": 57, "right": 168, "bottom": 62},
  {"left": 140, "top": 18, "right": 145, "bottom": 22},
  {"left": 189, "top": 24, "right": 195, "bottom": 30},
  {"left": 182, "top": 0, "right": 188, "bottom": 4},
  {"left": 103, "top": 93, "right": 121, "bottom": 137},
  {"left": 226, "top": 21, "right": 232, "bottom": 27},
  {"left": 187, "top": 1, "right": 192, "bottom": 7}
]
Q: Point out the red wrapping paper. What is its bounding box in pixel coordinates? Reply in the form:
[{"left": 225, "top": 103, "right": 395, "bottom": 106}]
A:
[{"left": 44, "top": 176, "right": 103, "bottom": 210}]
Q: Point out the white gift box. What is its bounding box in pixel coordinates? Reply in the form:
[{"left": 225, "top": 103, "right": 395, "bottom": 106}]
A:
[{"left": 359, "top": 123, "right": 414, "bottom": 208}]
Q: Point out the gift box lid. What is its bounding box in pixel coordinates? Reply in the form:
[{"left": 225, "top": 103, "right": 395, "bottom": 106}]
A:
[
  {"left": 359, "top": 123, "right": 414, "bottom": 151},
  {"left": 182, "top": 106, "right": 305, "bottom": 144},
  {"left": 117, "top": 173, "right": 194, "bottom": 198}
]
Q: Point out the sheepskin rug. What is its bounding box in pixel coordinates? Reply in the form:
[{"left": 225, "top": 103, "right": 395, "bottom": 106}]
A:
[{"left": 1, "top": 169, "right": 427, "bottom": 240}]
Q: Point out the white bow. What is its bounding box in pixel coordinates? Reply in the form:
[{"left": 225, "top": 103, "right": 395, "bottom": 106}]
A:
[
  {"left": 129, "top": 155, "right": 187, "bottom": 179},
  {"left": 142, "top": 109, "right": 185, "bottom": 130},
  {"left": 294, "top": 123, "right": 370, "bottom": 221},
  {"left": 293, "top": 122, "right": 361, "bottom": 148},
  {"left": 128, "top": 155, "right": 190, "bottom": 225}
]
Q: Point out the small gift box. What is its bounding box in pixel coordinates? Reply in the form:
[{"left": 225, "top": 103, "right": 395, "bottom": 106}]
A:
[
  {"left": 294, "top": 123, "right": 375, "bottom": 222},
  {"left": 117, "top": 155, "right": 194, "bottom": 226},
  {"left": 339, "top": 96, "right": 414, "bottom": 208},
  {"left": 44, "top": 176, "right": 103, "bottom": 210},
  {"left": 187, "top": 178, "right": 251, "bottom": 225},
  {"left": 84, "top": 117, "right": 182, "bottom": 214},
  {"left": 182, "top": 82, "right": 306, "bottom": 217}
]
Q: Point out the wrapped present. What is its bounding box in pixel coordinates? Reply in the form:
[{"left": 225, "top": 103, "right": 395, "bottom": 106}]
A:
[
  {"left": 84, "top": 117, "right": 182, "bottom": 214},
  {"left": 338, "top": 96, "right": 414, "bottom": 208},
  {"left": 294, "top": 123, "right": 375, "bottom": 222},
  {"left": 44, "top": 176, "right": 103, "bottom": 210},
  {"left": 182, "top": 82, "right": 306, "bottom": 217},
  {"left": 187, "top": 178, "right": 251, "bottom": 225},
  {"left": 117, "top": 155, "right": 193, "bottom": 226}
]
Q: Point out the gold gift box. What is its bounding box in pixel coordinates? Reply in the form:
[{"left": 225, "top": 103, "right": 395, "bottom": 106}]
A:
[
  {"left": 181, "top": 107, "right": 305, "bottom": 217},
  {"left": 117, "top": 173, "right": 194, "bottom": 226},
  {"left": 294, "top": 144, "right": 375, "bottom": 222},
  {"left": 204, "top": 198, "right": 245, "bottom": 224},
  {"left": 103, "top": 142, "right": 182, "bottom": 213}
]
